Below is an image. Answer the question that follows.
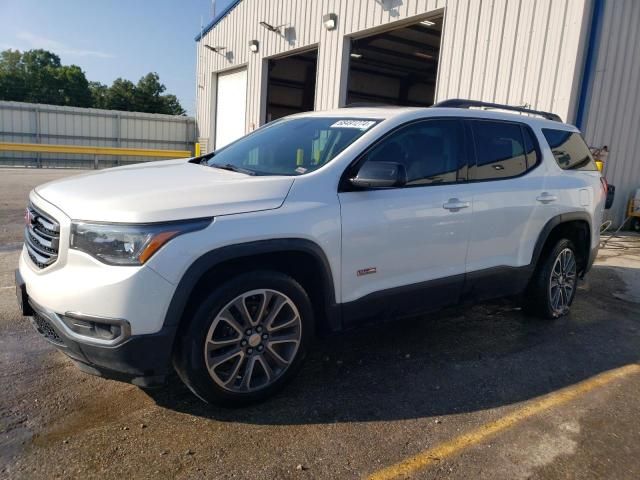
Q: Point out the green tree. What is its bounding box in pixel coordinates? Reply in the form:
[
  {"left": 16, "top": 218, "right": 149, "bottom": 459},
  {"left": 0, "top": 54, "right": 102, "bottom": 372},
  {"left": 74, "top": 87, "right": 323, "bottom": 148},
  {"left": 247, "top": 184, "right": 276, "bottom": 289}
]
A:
[
  {"left": 88, "top": 81, "right": 108, "bottom": 109},
  {"left": 134, "top": 72, "right": 164, "bottom": 112},
  {"left": 0, "top": 49, "right": 27, "bottom": 100},
  {"left": 105, "top": 78, "right": 136, "bottom": 111},
  {"left": 133, "top": 72, "right": 186, "bottom": 115},
  {"left": 0, "top": 49, "right": 185, "bottom": 115},
  {"left": 0, "top": 49, "right": 92, "bottom": 107},
  {"left": 160, "top": 93, "right": 186, "bottom": 115},
  {"left": 17, "top": 49, "right": 64, "bottom": 104},
  {"left": 55, "top": 64, "right": 92, "bottom": 107}
]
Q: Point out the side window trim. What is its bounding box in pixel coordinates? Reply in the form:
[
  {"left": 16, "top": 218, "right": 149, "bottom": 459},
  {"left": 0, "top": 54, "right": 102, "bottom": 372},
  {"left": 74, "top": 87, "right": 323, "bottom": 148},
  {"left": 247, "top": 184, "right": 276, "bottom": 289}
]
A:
[
  {"left": 521, "top": 124, "right": 542, "bottom": 170},
  {"left": 465, "top": 118, "right": 542, "bottom": 183},
  {"left": 338, "top": 117, "right": 469, "bottom": 192}
]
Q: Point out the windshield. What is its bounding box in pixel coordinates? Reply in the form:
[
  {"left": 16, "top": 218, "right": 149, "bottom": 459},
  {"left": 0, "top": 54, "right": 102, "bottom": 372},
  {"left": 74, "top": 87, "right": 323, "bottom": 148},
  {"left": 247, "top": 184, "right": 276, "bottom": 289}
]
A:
[{"left": 207, "top": 117, "right": 380, "bottom": 176}]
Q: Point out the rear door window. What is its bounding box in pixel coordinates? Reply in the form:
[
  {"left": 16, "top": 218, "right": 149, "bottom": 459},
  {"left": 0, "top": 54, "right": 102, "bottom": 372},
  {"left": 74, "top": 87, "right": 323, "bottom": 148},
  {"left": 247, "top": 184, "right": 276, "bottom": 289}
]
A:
[
  {"left": 542, "top": 129, "right": 598, "bottom": 171},
  {"left": 469, "top": 120, "right": 528, "bottom": 180}
]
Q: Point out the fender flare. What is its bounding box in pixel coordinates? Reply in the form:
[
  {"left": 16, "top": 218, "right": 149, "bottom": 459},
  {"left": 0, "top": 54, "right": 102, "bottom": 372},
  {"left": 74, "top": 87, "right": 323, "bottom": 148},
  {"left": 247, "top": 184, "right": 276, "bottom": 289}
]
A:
[
  {"left": 163, "top": 238, "right": 339, "bottom": 331},
  {"left": 530, "top": 211, "right": 593, "bottom": 270}
]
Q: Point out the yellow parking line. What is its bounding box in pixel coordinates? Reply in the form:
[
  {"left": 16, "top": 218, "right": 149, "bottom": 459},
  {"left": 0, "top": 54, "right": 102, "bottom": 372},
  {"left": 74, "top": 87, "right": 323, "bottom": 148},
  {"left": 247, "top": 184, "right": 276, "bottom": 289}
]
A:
[{"left": 368, "top": 363, "right": 640, "bottom": 480}]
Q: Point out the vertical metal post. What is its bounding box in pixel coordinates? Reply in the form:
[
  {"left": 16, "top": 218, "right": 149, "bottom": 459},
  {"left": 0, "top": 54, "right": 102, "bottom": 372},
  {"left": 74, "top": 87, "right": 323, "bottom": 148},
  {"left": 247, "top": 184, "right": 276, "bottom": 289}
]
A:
[
  {"left": 34, "top": 106, "right": 41, "bottom": 168},
  {"left": 115, "top": 113, "right": 122, "bottom": 166},
  {"left": 94, "top": 154, "right": 99, "bottom": 169},
  {"left": 186, "top": 117, "right": 193, "bottom": 157}
]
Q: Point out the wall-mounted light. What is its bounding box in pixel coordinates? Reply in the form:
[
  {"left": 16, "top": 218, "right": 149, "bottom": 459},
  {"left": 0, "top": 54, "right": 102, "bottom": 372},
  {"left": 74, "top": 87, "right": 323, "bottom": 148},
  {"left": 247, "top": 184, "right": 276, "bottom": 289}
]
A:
[
  {"left": 249, "top": 40, "right": 259, "bottom": 53},
  {"left": 259, "top": 21, "right": 280, "bottom": 33},
  {"left": 323, "top": 13, "right": 337, "bottom": 31},
  {"left": 420, "top": 19, "right": 435, "bottom": 26},
  {"left": 350, "top": 52, "right": 363, "bottom": 59},
  {"left": 204, "top": 45, "right": 226, "bottom": 53}
]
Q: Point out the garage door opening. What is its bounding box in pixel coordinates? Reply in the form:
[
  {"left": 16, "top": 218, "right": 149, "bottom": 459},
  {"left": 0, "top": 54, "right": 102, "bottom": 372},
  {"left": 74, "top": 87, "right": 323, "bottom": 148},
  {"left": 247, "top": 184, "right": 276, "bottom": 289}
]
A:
[
  {"left": 265, "top": 49, "right": 318, "bottom": 123},
  {"left": 346, "top": 15, "right": 443, "bottom": 107}
]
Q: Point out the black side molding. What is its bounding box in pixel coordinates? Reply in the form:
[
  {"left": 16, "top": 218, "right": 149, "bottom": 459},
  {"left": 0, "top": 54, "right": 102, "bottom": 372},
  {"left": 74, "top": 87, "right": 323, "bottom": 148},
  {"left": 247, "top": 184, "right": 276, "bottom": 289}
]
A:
[
  {"left": 530, "top": 211, "right": 593, "bottom": 272},
  {"left": 341, "top": 274, "right": 464, "bottom": 330},
  {"left": 163, "top": 238, "right": 339, "bottom": 331}
]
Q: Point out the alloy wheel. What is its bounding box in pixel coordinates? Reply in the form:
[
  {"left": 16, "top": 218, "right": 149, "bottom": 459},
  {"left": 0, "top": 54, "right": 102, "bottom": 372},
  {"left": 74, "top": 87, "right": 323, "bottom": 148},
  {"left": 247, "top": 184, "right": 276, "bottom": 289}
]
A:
[
  {"left": 549, "top": 248, "right": 577, "bottom": 315},
  {"left": 204, "top": 289, "right": 302, "bottom": 393}
]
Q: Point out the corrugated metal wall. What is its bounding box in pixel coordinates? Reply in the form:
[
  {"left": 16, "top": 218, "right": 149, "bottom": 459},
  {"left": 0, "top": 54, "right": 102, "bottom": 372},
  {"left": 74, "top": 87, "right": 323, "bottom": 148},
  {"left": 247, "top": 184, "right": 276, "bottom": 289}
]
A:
[
  {"left": 581, "top": 0, "right": 640, "bottom": 226},
  {"left": 436, "top": 0, "right": 588, "bottom": 117},
  {"left": 196, "top": 0, "right": 590, "bottom": 148},
  {"left": 0, "top": 101, "right": 196, "bottom": 168}
]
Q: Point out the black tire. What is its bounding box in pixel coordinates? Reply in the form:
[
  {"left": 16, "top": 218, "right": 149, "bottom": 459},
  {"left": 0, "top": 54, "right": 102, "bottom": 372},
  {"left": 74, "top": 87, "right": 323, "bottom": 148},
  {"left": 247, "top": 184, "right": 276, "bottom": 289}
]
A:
[
  {"left": 630, "top": 217, "right": 640, "bottom": 233},
  {"left": 525, "top": 239, "right": 578, "bottom": 319},
  {"left": 173, "top": 270, "right": 314, "bottom": 407}
]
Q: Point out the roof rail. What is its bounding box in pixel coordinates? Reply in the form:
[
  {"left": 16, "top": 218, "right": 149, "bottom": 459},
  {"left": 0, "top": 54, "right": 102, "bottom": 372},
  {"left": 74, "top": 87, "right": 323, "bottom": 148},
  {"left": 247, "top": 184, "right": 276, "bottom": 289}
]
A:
[{"left": 432, "top": 98, "right": 562, "bottom": 122}]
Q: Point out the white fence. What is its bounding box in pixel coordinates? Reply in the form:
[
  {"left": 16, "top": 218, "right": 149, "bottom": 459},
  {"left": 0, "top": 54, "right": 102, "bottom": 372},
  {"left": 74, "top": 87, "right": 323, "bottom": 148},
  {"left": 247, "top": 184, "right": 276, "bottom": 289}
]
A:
[{"left": 0, "top": 101, "right": 197, "bottom": 168}]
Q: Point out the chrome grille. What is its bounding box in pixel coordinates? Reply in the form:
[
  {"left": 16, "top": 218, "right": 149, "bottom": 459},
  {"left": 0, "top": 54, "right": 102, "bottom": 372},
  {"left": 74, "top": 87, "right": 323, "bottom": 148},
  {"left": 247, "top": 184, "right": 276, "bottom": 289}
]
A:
[{"left": 24, "top": 204, "right": 60, "bottom": 269}]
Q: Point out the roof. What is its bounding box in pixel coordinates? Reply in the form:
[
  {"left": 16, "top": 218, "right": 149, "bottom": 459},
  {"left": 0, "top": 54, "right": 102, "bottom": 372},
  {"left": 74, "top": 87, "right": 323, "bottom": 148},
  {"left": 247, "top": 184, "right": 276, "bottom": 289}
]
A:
[{"left": 195, "top": 0, "right": 243, "bottom": 42}]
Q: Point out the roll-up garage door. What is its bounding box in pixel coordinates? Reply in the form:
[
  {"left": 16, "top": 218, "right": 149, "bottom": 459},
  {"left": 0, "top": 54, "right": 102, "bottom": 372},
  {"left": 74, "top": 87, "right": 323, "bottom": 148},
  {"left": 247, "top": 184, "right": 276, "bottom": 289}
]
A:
[{"left": 215, "top": 68, "right": 247, "bottom": 149}]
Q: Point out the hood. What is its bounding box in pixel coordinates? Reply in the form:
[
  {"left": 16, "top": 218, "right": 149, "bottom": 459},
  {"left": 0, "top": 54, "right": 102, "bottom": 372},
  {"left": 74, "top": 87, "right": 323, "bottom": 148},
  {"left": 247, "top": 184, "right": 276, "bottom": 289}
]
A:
[{"left": 34, "top": 159, "right": 295, "bottom": 223}]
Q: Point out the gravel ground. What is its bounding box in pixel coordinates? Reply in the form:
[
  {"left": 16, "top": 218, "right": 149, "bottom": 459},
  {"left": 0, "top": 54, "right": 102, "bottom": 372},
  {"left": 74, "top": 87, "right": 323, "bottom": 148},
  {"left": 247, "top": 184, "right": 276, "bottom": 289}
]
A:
[{"left": 1, "top": 168, "right": 639, "bottom": 479}]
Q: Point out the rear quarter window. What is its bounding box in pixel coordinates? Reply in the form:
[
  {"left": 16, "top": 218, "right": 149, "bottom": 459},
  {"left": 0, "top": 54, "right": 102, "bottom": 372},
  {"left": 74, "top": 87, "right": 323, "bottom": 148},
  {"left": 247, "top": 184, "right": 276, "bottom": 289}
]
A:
[
  {"left": 469, "top": 120, "right": 529, "bottom": 180},
  {"left": 542, "top": 129, "right": 598, "bottom": 171}
]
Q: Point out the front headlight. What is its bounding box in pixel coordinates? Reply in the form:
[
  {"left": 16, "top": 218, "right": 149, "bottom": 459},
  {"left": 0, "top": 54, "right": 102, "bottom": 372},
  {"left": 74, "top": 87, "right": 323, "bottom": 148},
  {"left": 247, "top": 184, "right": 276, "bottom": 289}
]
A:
[{"left": 70, "top": 218, "right": 211, "bottom": 266}]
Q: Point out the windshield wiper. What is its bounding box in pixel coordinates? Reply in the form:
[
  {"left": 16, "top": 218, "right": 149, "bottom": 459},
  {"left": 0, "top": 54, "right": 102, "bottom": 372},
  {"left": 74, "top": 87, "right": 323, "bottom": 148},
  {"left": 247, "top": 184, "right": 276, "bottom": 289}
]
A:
[{"left": 211, "top": 163, "right": 256, "bottom": 176}]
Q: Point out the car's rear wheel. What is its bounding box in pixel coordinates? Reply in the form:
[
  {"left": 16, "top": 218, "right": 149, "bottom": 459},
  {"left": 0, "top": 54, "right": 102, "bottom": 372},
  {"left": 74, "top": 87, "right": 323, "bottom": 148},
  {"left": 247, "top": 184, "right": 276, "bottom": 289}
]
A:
[
  {"left": 174, "top": 271, "right": 314, "bottom": 406},
  {"left": 525, "top": 239, "right": 578, "bottom": 319}
]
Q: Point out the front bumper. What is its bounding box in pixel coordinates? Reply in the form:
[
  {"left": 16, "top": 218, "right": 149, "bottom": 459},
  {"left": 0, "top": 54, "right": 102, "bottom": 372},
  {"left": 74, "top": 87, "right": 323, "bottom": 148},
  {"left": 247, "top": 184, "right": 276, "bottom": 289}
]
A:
[
  {"left": 31, "top": 299, "right": 176, "bottom": 387},
  {"left": 17, "top": 269, "right": 176, "bottom": 387}
]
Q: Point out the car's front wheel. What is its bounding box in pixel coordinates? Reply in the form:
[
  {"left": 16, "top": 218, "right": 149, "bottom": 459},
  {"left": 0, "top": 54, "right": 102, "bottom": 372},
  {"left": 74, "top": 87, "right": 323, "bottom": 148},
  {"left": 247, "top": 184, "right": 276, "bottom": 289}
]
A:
[
  {"left": 525, "top": 239, "right": 578, "bottom": 319},
  {"left": 174, "top": 271, "right": 314, "bottom": 406}
]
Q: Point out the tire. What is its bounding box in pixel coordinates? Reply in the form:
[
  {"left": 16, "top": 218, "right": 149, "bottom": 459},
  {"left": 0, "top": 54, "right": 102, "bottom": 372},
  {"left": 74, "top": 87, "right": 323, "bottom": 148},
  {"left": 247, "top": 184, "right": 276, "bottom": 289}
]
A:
[
  {"left": 525, "top": 239, "right": 578, "bottom": 319},
  {"left": 173, "top": 270, "right": 314, "bottom": 407},
  {"left": 630, "top": 217, "right": 640, "bottom": 233}
]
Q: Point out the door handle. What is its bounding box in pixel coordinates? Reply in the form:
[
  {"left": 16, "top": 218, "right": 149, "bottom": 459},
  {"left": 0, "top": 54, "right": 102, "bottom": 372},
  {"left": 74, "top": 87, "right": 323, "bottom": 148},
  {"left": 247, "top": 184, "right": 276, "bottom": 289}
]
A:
[
  {"left": 536, "top": 192, "right": 558, "bottom": 204},
  {"left": 443, "top": 198, "right": 470, "bottom": 211}
]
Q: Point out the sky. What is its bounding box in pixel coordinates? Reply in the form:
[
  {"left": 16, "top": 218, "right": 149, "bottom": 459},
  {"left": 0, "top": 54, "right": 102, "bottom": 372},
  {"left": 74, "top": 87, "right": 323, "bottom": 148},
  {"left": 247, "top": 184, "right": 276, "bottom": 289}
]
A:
[{"left": 0, "top": 0, "right": 236, "bottom": 115}]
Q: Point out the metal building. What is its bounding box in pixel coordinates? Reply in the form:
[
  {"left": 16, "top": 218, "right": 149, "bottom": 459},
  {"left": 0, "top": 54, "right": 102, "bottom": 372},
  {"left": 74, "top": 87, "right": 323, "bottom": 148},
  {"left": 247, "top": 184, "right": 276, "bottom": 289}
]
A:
[{"left": 195, "top": 0, "right": 639, "bottom": 225}]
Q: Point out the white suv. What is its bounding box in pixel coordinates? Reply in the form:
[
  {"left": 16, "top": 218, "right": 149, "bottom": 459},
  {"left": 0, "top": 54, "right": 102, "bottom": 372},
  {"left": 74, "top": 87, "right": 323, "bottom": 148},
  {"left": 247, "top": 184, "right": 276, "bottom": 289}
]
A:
[{"left": 16, "top": 100, "right": 609, "bottom": 406}]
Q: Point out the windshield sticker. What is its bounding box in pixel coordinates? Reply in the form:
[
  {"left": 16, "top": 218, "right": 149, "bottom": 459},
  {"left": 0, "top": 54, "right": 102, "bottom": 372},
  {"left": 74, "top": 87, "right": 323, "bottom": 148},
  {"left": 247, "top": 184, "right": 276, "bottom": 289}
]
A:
[
  {"left": 330, "top": 120, "right": 376, "bottom": 130},
  {"left": 295, "top": 166, "right": 307, "bottom": 174}
]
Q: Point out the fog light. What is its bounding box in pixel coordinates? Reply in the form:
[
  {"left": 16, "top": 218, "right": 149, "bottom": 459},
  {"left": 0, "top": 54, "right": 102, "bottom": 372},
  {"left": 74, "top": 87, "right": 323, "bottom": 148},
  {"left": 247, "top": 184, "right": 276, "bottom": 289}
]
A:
[{"left": 61, "top": 314, "right": 125, "bottom": 341}]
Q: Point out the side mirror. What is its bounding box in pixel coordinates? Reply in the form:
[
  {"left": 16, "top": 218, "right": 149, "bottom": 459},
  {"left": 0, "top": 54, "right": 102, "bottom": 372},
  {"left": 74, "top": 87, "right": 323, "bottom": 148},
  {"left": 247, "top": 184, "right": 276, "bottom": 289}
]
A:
[{"left": 350, "top": 161, "right": 407, "bottom": 189}]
